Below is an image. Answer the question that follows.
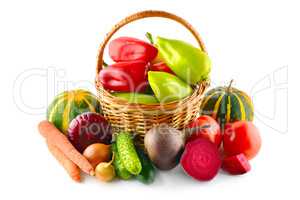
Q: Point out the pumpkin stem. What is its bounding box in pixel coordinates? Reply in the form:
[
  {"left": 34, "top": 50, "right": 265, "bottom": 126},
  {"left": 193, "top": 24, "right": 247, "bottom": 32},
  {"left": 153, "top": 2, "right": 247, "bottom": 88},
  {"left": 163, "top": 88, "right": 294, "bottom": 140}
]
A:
[{"left": 227, "top": 79, "right": 234, "bottom": 92}]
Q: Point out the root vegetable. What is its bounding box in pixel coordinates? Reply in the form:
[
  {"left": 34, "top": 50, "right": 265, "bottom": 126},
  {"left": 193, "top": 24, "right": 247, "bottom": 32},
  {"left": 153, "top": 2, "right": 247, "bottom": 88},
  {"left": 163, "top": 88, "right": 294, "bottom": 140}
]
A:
[
  {"left": 38, "top": 120, "right": 94, "bottom": 175},
  {"left": 144, "top": 124, "right": 184, "bottom": 170},
  {"left": 95, "top": 154, "right": 115, "bottom": 182},
  {"left": 46, "top": 140, "right": 81, "bottom": 182},
  {"left": 180, "top": 138, "right": 221, "bottom": 181},
  {"left": 83, "top": 143, "right": 110, "bottom": 169}
]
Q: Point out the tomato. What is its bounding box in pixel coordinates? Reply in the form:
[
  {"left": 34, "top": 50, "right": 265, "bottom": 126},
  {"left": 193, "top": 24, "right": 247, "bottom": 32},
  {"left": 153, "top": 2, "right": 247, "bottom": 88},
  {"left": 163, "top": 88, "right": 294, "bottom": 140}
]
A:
[
  {"left": 187, "top": 115, "right": 222, "bottom": 147},
  {"left": 223, "top": 121, "right": 261, "bottom": 160}
]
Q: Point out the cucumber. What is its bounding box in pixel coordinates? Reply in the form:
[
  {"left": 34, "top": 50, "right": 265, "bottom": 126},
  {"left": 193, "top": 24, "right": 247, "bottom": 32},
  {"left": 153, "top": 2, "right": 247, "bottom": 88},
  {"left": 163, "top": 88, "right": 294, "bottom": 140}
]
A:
[
  {"left": 116, "top": 132, "right": 142, "bottom": 175},
  {"left": 136, "top": 147, "right": 155, "bottom": 184},
  {"left": 111, "top": 143, "right": 132, "bottom": 180}
]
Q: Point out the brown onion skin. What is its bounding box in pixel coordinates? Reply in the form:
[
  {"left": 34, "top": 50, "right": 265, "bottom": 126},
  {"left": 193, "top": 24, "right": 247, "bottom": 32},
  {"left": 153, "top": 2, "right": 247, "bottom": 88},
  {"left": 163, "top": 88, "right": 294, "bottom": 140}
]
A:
[
  {"left": 95, "top": 162, "right": 115, "bottom": 182},
  {"left": 83, "top": 143, "right": 111, "bottom": 168}
]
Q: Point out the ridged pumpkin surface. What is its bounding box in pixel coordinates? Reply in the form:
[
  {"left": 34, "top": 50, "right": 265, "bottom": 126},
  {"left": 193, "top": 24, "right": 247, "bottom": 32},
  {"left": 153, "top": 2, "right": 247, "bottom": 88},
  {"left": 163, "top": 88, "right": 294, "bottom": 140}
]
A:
[
  {"left": 200, "top": 85, "right": 254, "bottom": 127},
  {"left": 47, "top": 89, "right": 102, "bottom": 134}
]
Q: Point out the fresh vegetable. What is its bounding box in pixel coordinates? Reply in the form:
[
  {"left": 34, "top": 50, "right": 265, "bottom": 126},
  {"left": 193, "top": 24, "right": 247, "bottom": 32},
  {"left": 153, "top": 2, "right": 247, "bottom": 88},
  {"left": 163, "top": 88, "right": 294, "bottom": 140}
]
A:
[
  {"left": 67, "top": 112, "right": 112, "bottom": 153},
  {"left": 47, "top": 89, "right": 101, "bottom": 134},
  {"left": 111, "top": 143, "right": 132, "bottom": 180},
  {"left": 112, "top": 93, "right": 158, "bottom": 104},
  {"left": 181, "top": 138, "right": 221, "bottom": 181},
  {"left": 223, "top": 121, "right": 261, "bottom": 160},
  {"left": 95, "top": 157, "right": 115, "bottom": 182},
  {"left": 150, "top": 62, "right": 174, "bottom": 74},
  {"left": 116, "top": 132, "right": 142, "bottom": 175},
  {"left": 144, "top": 124, "right": 184, "bottom": 170},
  {"left": 46, "top": 140, "right": 81, "bottom": 182},
  {"left": 154, "top": 35, "right": 211, "bottom": 84},
  {"left": 38, "top": 120, "right": 94, "bottom": 175},
  {"left": 109, "top": 36, "right": 158, "bottom": 62},
  {"left": 83, "top": 143, "right": 111, "bottom": 169},
  {"left": 186, "top": 115, "right": 222, "bottom": 147},
  {"left": 148, "top": 71, "right": 193, "bottom": 103},
  {"left": 136, "top": 147, "right": 155, "bottom": 184},
  {"left": 98, "top": 61, "right": 148, "bottom": 93},
  {"left": 200, "top": 80, "right": 254, "bottom": 128},
  {"left": 222, "top": 153, "right": 251, "bottom": 175}
]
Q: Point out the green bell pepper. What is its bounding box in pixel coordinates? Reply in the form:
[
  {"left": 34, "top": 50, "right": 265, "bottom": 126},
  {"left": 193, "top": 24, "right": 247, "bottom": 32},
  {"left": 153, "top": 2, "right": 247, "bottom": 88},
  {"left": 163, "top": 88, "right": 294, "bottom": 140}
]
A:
[
  {"left": 113, "top": 93, "right": 158, "bottom": 104},
  {"left": 155, "top": 36, "right": 211, "bottom": 84},
  {"left": 148, "top": 71, "right": 193, "bottom": 103}
]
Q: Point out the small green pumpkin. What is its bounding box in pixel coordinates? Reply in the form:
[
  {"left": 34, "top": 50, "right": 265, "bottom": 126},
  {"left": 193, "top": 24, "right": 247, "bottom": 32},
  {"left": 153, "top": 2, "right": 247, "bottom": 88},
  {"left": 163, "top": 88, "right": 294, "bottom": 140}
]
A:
[
  {"left": 200, "top": 80, "right": 254, "bottom": 127},
  {"left": 47, "top": 89, "right": 102, "bottom": 134}
]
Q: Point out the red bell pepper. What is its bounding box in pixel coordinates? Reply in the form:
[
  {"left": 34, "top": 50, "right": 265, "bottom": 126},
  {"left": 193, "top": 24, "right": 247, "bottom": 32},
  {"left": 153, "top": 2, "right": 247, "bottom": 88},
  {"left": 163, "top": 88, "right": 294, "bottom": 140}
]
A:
[
  {"left": 109, "top": 37, "right": 158, "bottom": 62},
  {"left": 150, "top": 62, "right": 175, "bottom": 74},
  {"left": 98, "top": 61, "right": 148, "bottom": 92}
]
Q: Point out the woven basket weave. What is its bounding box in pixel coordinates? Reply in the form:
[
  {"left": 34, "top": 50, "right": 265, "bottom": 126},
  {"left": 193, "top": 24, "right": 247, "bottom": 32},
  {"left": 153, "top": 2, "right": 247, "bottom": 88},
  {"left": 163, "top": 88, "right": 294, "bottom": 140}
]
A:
[{"left": 95, "top": 10, "right": 209, "bottom": 145}]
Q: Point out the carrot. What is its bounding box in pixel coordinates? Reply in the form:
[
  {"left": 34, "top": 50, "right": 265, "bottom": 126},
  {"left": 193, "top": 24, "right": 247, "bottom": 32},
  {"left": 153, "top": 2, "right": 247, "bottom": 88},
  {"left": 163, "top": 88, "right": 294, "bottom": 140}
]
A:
[
  {"left": 38, "top": 120, "right": 95, "bottom": 175},
  {"left": 46, "top": 140, "right": 81, "bottom": 182}
]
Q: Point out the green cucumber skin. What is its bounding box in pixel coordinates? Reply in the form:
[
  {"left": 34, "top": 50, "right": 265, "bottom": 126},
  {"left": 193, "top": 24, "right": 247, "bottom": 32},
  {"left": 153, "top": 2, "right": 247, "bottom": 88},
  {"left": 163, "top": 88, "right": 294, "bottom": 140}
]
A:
[
  {"left": 116, "top": 132, "right": 142, "bottom": 175},
  {"left": 136, "top": 148, "right": 155, "bottom": 184},
  {"left": 111, "top": 143, "right": 132, "bottom": 180}
]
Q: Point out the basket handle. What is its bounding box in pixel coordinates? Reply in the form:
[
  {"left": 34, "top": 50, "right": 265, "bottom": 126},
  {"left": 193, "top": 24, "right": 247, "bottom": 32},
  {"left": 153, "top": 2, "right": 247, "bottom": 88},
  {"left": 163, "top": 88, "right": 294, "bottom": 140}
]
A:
[{"left": 96, "top": 10, "right": 207, "bottom": 74}]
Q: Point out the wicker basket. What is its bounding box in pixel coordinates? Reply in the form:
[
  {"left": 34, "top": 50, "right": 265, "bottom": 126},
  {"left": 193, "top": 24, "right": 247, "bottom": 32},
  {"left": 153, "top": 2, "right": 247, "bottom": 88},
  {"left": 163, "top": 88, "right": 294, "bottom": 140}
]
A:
[{"left": 95, "top": 10, "right": 209, "bottom": 145}]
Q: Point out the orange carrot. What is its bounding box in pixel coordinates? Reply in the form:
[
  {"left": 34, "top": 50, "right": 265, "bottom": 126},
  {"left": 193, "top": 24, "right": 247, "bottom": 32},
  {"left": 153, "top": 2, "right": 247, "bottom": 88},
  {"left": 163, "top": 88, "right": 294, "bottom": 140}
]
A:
[
  {"left": 46, "top": 140, "right": 81, "bottom": 182},
  {"left": 38, "top": 120, "right": 94, "bottom": 175}
]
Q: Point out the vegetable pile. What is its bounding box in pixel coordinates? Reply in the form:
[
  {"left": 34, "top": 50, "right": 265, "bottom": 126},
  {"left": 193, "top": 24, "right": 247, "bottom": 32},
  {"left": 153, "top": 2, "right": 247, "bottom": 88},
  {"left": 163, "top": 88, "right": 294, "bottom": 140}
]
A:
[{"left": 38, "top": 33, "right": 262, "bottom": 184}]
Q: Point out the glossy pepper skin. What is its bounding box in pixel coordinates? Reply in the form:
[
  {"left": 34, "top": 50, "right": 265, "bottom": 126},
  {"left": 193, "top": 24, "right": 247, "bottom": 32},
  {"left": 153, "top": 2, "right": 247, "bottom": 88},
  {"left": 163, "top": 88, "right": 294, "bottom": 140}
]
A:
[
  {"left": 113, "top": 93, "right": 158, "bottom": 104},
  {"left": 150, "top": 62, "right": 174, "bottom": 75},
  {"left": 155, "top": 36, "right": 211, "bottom": 84},
  {"left": 109, "top": 37, "right": 158, "bottom": 62},
  {"left": 99, "top": 61, "right": 148, "bottom": 92},
  {"left": 148, "top": 71, "right": 193, "bottom": 103}
]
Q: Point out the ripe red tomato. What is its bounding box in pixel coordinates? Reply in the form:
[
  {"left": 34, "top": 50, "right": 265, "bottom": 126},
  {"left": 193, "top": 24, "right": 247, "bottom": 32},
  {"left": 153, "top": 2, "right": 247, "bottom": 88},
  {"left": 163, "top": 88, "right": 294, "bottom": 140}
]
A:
[
  {"left": 223, "top": 121, "right": 261, "bottom": 160},
  {"left": 187, "top": 115, "right": 222, "bottom": 147}
]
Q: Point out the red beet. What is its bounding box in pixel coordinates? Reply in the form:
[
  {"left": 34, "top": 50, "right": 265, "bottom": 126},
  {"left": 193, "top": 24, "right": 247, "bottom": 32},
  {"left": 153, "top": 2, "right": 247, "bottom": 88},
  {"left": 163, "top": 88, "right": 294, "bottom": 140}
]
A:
[
  {"left": 180, "top": 138, "right": 221, "bottom": 181},
  {"left": 67, "top": 112, "right": 112, "bottom": 153},
  {"left": 222, "top": 153, "right": 251, "bottom": 175}
]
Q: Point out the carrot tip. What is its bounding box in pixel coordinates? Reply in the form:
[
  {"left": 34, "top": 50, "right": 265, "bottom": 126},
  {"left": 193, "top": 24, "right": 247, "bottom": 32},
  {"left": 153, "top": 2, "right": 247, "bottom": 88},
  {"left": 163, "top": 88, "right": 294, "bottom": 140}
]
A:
[{"left": 73, "top": 176, "right": 81, "bottom": 182}]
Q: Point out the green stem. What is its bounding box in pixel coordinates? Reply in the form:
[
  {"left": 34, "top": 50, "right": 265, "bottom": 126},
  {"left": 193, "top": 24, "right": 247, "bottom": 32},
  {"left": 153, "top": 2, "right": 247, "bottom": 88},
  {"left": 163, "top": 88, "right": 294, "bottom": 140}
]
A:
[
  {"left": 103, "top": 61, "right": 108, "bottom": 67},
  {"left": 227, "top": 79, "right": 234, "bottom": 92},
  {"left": 145, "top": 32, "right": 154, "bottom": 44}
]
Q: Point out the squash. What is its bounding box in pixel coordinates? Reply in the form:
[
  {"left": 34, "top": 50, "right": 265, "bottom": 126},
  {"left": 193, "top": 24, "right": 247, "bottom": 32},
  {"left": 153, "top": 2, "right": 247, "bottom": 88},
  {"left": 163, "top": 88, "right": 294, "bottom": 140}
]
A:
[
  {"left": 199, "top": 80, "right": 254, "bottom": 127},
  {"left": 47, "top": 89, "right": 102, "bottom": 134}
]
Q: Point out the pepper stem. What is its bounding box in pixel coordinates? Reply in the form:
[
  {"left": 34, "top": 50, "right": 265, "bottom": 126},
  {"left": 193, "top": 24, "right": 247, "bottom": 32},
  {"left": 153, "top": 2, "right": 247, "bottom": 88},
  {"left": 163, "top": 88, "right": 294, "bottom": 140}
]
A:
[
  {"left": 227, "top": 79, "right": 234, "bottom": 92},
  {"left": 103, "top": 61, "right": 108, "bottom": 67},
  {"left": 146, "top": 32, "right": 154, "bottom": 44}
]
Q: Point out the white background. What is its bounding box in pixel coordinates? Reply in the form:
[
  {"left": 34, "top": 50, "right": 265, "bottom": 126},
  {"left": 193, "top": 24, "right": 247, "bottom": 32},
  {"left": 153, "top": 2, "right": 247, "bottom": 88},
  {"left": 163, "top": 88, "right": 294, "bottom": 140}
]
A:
[{"left": 0, "top": 0, "right": 299, "bottom": 199}]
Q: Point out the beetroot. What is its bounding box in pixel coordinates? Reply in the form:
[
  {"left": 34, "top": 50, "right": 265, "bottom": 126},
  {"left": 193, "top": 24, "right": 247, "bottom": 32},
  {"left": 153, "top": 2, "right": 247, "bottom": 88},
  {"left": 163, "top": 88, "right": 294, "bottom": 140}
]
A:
[
  {"left": 222, "top": 153, "right": 251, "bottom": 175},
  {"left": 67, "top": 112, "right": 112, "bottom": 153},
  {"left": 180, "top": 138, "right": 221, "bottom": 181}
]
